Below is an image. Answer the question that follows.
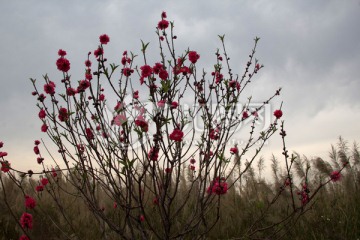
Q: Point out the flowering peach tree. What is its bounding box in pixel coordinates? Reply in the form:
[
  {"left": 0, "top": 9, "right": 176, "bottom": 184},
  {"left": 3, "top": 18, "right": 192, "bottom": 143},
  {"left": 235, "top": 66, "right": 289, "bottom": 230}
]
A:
[{"left": 0, "top": 12, "right": 346, "bottom": 240}]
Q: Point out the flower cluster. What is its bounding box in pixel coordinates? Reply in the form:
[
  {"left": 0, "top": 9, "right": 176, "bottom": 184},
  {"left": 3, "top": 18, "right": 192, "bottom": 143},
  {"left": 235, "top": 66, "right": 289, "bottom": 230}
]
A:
[
  {"left": 207, "top": 177, "right": 228, "bottom": 195},
  {"left": 0, "top": 141, "right": 10, "bottom": 173}
]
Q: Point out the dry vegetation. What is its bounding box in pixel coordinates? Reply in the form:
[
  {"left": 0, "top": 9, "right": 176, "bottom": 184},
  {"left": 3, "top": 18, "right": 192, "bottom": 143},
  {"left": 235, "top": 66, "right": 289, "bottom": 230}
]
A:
[{"left": 1, "top": 137, "right": 359, "bottom": 240}]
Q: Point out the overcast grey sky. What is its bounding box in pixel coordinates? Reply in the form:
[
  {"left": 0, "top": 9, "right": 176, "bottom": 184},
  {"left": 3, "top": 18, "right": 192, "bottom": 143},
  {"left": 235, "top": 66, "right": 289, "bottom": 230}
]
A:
[{"left": 1, "top": 0, "right": 359, "bottom": 172}]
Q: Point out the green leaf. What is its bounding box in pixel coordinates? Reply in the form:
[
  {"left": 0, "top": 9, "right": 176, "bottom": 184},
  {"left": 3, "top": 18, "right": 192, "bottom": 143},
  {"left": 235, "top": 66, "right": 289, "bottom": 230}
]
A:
[{"left": 141, "top": 40, "right": 150, "bottom": 53}]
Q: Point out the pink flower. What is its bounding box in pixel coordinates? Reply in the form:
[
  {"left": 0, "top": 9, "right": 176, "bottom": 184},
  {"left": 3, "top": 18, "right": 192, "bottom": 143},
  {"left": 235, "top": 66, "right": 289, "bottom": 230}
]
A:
[
  {"left": 39, "top": 109, "right": 46, "bottom": 119},
  {"left": 190, "top": 158, "right": 196, "bottom": 164},
  {"left": 58, "top": 49, "right": 67, "bottom": 56},
  {"left": 58, "top": 108, "right": 68, "bottom": 122},
  {"left": 169, "top": 129, "right": 184, "bottom": 142},
  {"left": 20, "top": 212, "right": 33, "bottom": 229},
  {"left": 161, "top": 11, "right": 167, "bottom": 18},
  {"left": 133, "top": 90, "right": 139, "bottom": 99},
  {"left": 274, "top": 109, "right": 283, "bottom": 119},
  {"left": 158, "top": 19, "right": 169, "bottom": 30},
  {"left": 114, "top": 101, "right": 124, "bottom": 112},
  {"left": 0, "top": 152, "right": 8, "bottom": 158},
  {"left": 41, "top": 123, "right": 48, "bottom": 132},
  {"left": 188, "top": 51, "right": 200, "bottom": 64},
  {"left": 35, "top": 185, "right": 44, "bottom": 192},
  {"left": 330, "top": 171, "right": 341, "bottom": 182},
  {"left": 99, "top": 94, "right": 105, "bottom": 101},
  {"left": 157, "top": 100, "right": 166, "bottom": 108},
  {"left": 230, "top": 147, "right": 238, "bottom": 154},
  {"left": 56, "top": 57, "right": 71, "bottom": 72},
  {"left": 1, "top": 161, "right": 10, "bottom": 172},
  {"left": 190, "top": 165, "right": 195, "bottom": 171},
  {"left": 25, "top": 195, "right": 36, "bottom": 209},
  {"left": 44, "top": 81, "right": 56, "bottom": 95},
  {"left": 165, "top": 167, "right": 172, "bottom": 173},
  {"left": 99, "top": 34, "right": 110, "bottom": 44},
  {"left": 41, "top": 178, "right": 49, "bottom": 186},
  {"left": 0, "top": 141, "right": 3, "bottom": 148},
  {"left": 114, "top": 114, "right": 127, "bottom": 126},
  {"left": 140, "top": 65, "right": 153, "bottom": 78},
  {"left": 139, "top": 215, "right": 145, "bottom": 222}
]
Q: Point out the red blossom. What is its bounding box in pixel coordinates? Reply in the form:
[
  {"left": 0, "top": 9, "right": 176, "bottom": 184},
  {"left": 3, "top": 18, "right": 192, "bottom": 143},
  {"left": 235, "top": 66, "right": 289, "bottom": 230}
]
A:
[
  {"left": 207, "top": 178, "right": 228, "bottom": 195},
  {"left": 140, "top": 65, "right": 153, "bottom": 78},
  {"left": 139, "top": 215, "right": 145, "bottom": 222},
  {"left": 188, "top": 51, "right": 200, "bottom": 64},
  {"left": 35, "top": 185, "right": 44, "bottom": 192},
  {"left": 274, "top": 109, "right": 283, "bottom": 119},
  {"left": 169, "top": 129, "right": 184, "bottom": 142},
  {"left": 330, "top": 170, "right": 341, "bottom": 182},
  {"left": 171, "top": 101, "right": 178, "bottom": 109},
  {"left": 159, "top": 69, "right": 168, "bottom": 81},
  {"left": 38, "top": 93, "right": 46, "bottom": 102},
  {"left": 37, "top": 157, "right": 44, "bottom": 164},
  {"left": 1, "top": 161, "right": 10, "bottom": 172},
  {"left": 230, "top": 147, "right": 238, "bottom": 154},
  {"left": 135, "top": 115, "right": 148, "bottom": 132},
  {"left": 94, "top": 47, "right": 103, "bottom": 58},
  {"left": 25, "top": 195, "right": 36, "bottom": 209},
  {"left": 122, "top": 67, "right": 134, "bottom": 77},
  {"left": 77, "top": 80, "right": 91, "bottom": 92},
  {"left": 0, "top": 152, "right": 8, "bottom": 158},
  {"left": 153, "top": 63, "right": 164, "bottom": 74},
  {"left": 66, "top": 87, "right": 77, "bottom": 96},
  {"left": 41, "top": 178, "right": 49, "bottom": 186},
  {"left": 58, "top": 49, "right": 67, "bottom": 56},
  {"left": 99, "top": 94, "right": 105, "bottom": 101},
  {"left": 20, "top": 212, "right": 33, "bottom": 230},
  {"left": 161, "top": 11, "right": 167, "bottom": 18},
  {"left": 41, "top": 123, "right": 48, "bottom": 132},
  {"left": 39, "top": 109, "right": 46, "bottom": 119},
  {"left": 157, "top": 100, "right": 165, "bottom": 108},
  {"left": 51, "top": 168, "right": 58, "bottom": 178},
  {"left": 148, "top": 147, "right": 159, "bottom": 161},
  {"left": 19, "top": 234, "right": 30, "bottom": 240},
  {"left": 86, "top": 128, "right": 94, "bottom": 140},
  {"left": 33, "top": 146, "right": 40, "bottom": 155},
  {"left": 190, "top": 158, "right": 196, "bottom": 164},
  {"left": 56, "top": 57, "right": 71, "bottom": 72},
  {"left": 44, "top": 81, "right": 56, "bottom": 95},
  {"left": 0, "top": 141, "right": 3, "bottom": 148},
  {"left": 133, "top": 90, "right": 139, "bottom": 99},
  {"left": 34, "top": 140, "right": 40, "bottom": 145},
  {"left": 85, "top": 60, "right": 92, "bottom": 67},
  {"left": 190, "top": 165, "right": 195, "bottom": 171},
  {"left": 58, "top": 107, "right": 68, "bottom": 122},
  {"left": 242, "top": 111, "right": 249, "bottom": 119},
  {"left": 158, "top": 19, "right": 169, "bottom": 30},
  {"left": 99, "top": 34, "right": 110, "bottom": 44}
]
